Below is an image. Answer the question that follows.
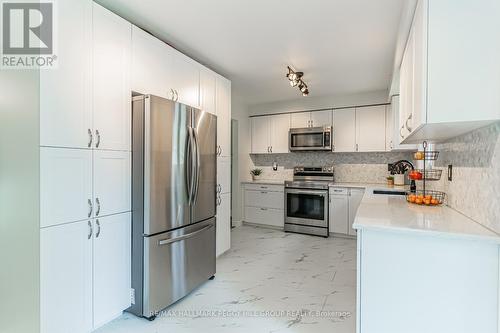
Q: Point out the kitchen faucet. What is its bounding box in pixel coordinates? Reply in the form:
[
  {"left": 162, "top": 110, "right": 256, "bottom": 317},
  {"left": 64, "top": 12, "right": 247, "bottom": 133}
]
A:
[{"left": 390, "top": 160, "right": 417, "bottom": 193}]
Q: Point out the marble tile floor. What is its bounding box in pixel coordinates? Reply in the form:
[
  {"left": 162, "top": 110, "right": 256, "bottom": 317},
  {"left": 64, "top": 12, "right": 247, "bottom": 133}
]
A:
[{"left": 96, "top": 225, "right": 357, "bottom": 333}]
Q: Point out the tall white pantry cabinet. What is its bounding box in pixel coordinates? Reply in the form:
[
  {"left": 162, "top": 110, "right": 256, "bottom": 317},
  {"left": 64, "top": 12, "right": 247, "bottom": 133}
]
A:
[{"left": 39, "top": 0, "right": 232, "bottom": 332}]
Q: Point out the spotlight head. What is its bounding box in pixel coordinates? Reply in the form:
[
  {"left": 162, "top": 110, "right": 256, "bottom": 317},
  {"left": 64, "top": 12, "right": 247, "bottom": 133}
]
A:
[
  {"left": 302, "top": 89, "right": 309, "bottom": 96},
  {"left": 290, "top": 80, "right": 299, "bottom": 87}
]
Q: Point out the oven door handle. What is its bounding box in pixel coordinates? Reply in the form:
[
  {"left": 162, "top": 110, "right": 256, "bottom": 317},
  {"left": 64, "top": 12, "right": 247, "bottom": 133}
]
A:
[{"left": 286, "top": 189, "right": 327, "bottom": 196}]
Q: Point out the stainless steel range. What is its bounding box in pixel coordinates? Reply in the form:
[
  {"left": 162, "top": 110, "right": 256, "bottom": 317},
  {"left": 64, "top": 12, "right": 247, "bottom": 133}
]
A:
[{"left": 284, "top": 166, "right": 333, "bottom": 237}]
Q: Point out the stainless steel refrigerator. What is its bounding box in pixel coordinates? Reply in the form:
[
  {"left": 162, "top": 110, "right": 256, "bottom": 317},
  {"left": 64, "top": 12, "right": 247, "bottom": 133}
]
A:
[{"left": 128, "top": 95, "right": 217, "bottom": 320}]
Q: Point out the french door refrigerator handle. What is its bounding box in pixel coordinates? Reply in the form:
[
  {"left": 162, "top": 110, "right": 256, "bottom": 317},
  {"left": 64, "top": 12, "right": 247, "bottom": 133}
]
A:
[
  {"left": 185, "top": 127, "right": 194, "bottom": 204},
  {"left": 157, "top": 224, "right": 214, "bottom": 246},
  {"left": 192, "top": 129, "right": 201, "bottom": 204}
]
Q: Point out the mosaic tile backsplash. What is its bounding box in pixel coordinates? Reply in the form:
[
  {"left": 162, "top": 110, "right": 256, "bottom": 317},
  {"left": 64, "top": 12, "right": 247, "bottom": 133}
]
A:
[
  {"left": 250, "top": 122, "right": 500, "bottom": 233},
  {"left": 250, "top": 151, "right": 413, "bottom": 184}
]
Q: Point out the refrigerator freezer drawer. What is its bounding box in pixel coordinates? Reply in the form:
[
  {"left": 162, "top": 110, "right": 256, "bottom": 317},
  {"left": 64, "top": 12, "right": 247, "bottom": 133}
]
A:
[{"left": 143, "top": 218, "right": 216, "bottom": 317}]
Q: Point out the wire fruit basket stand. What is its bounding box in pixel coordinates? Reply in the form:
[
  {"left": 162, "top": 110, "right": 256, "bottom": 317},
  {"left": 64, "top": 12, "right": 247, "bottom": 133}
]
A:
[{"left": 406, "top": 141, "right": 446, "bottom": 206}]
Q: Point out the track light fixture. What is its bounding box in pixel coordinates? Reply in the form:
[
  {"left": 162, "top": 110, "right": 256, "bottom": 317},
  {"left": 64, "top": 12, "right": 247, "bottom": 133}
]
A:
[{"left": 286, "top": 66, "right": 309, "bottom": 96}]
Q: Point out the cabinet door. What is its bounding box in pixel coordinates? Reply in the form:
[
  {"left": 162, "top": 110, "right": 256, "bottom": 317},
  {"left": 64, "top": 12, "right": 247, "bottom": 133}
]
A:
[
  {"left": 399, "top": 25, "right": 414, "bottom": 142},
  {"left": 216, "top": 77, "right": 231, "bottom": 157},
  {"left": 40, "top": 221, "right": 93, "bottom": 333},
  {"left": 93, "top": 213, "right": 131, "bottom": 328},
  {"left": 391, "top": 96, "right": 418, "bottom": 151},
  {"left": 251, "top": 116, "right": 271, "bottom": 153},
  {"left": 217, "top": 156, "right": 231, "bottom": 195},
  {"left": 131, "top": 26, "right": 173, "bottom": 99},
  {"left": 40, "top": 148, "right": 92, "bottom": 228},
  {"left": 93, "top": 3, "right": 132, "bottom": 151},
  {"left": 270, "top": 114, "right": 290, "bottom": 153},
  {"left": 348, "top": 189, "right": 364, "bottom": 236},
  {"left": 200, "top": 68, "right": 217, "bottom": 115},
  {"left": 40, "top": 0, "right": 92, "bottom": 148},
  {"left": 356, "top": 106, "right": 386, "bottom": 152},
  {"left": 411, "top": 0, "right": 427, "bottom": 132},
  {"left": 172, "top": 51, "right": 200, "bottom": 108},
  {"left": 93, "top": 150, "right": 131, "bottom": 217},
  {"left": 290, "top": 112, "right": 311, "bottom": 128},
  {"left": 216, "top": 192, "right": 231, "bottom": 257},
  {"left": 333, "top": 108, "right": 356, "bottom": 152},
  {"left": 311, "top": 110, "right": 332, "bottom": 127},
  {"left": 386, "top": 104, "right": 393, "bottom": 151},
  {"left": 329, "top": 195, "right": 349, "bottom": 234}
]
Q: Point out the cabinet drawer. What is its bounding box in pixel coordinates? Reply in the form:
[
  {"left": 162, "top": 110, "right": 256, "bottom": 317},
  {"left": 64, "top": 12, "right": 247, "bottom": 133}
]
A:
[
  {"left": 244, "top": 183, "right": 283, "bottom": 193},
  {"left": 244, "top": 207, "right": 284, "bottom": 228},
  {"left": 244, "top": 190, "right": 284, "bottom": 210},
  {"left": 329, "top": 187, "right": 348, "bottom": 195}
]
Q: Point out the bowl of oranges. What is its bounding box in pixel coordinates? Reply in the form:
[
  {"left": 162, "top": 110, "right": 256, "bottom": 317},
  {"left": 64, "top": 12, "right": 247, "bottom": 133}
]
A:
[{"left": 406, "top": 190, "right": 445, "bottom": 206}]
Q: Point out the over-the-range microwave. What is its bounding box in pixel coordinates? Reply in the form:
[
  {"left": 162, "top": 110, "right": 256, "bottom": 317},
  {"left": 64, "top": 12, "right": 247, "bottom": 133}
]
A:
[{"left": 289, "top": 126, "right": 332, "bottom": 151}]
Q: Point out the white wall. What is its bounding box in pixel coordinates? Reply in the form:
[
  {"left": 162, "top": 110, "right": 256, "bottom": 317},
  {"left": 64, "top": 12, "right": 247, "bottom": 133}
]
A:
[
  {"left": 0, "top": 70, "right": 40, "bottom": 333},
  {"left": 248, "top": 90, "right": 388, "bottom": 116}
]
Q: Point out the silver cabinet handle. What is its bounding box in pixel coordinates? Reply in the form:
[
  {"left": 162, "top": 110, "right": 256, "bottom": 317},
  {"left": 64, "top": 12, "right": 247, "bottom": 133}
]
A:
[
  {"left": 356, "top": 143, "right": 359, "bottom": 152},
  {"left": 170, "top": 88, "right": 175, "bottom": 100},
  {"left": 405, "top": 114, "right": 413, "bottom": 132},
  {"left": 176, "top": 90, "right": 179, "bottom": 101},
  {"left": 95, "top": 129, "right": 101, "bottom": 148},
  {"left": 260, "top": 208, "right": 268, "bottom": 211},
  {"left": 332, "top": 144, "right": 335, "bottom": 152},
  {"left": 95, "top": 219, "right": 101, "bottom": 238},
  {"left": 270, "top": 146, "right": 273, "bottom": 153},
  {"left": 95, "top": 197, "right": 101, "bottom": 216},
  {"left": 88, "top": 221, "right": 93, "bottom": 239},
  {"left": 260, "top": 191, "right": 268, "bottom": 194},
  {"left": 158, "top": 224, "right": 214, "bottom": 246},
  {"left": 260, "top": 186, "right": 268, "bottom": 189},
  {"left": 400, "top": 126, "right": 405, "bottom": 139},
  {"left": 87, "top": 129, "right": 93, "bottom": 148},
  {"left": 87, "top": 199, "right": 93, "bottom": 218}
]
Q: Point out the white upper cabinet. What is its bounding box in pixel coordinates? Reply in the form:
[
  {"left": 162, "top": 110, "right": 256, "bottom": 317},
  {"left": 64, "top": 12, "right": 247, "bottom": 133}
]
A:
[
  {"left": 93, "top": 3, "right": 132, "bottom": 151},
  {"left": 171, "top": 51, "right": 200, "bottom": 108},
  {"left": 270, "top": 113, "right": 291, "bottom": 153},
  {"left": 93, "top": 150, "right": 131, "bottom": 218},
  {"left": 333, "top": 108, "right": 356, "bottom": 152},
  {"left": 131, "top": 26, "right": 173, "bottom": 99},
  {"left": 290, "top": 112, "right": 312, "bottom": 128},
  {"left": 93, "top": 213, "right": 131, "bottom": 329},
  {"left": 251, "top": 116, "right": 271, "bottom": 154},
  {"left": 200, "top": 68, "right": 217, "bottom": 115},
  {"left": 290, "top": 110, "right": 332, "bottom": 128},
  {"left": 399, "top": 0, "right": 500, "bottom": 143},
  {"left": 40, "top": 148, "right": 93, "bottom": 228},
  {"left": 40, "top": 0, "right": 92, "bottom": 149},
  {"left": 389, "top": 96, "right": 418, "bottom": 151},
  {"left": 310, "top": 110, "right": 333, "bottom": 128},
  {"left": 216, "top": 76, "right": 231, "bottom": 157},
  {"left": 40, "top": 220, "right": 93, "bottom": 333},
  {"left": 356, "top": 105, "right": 386, "bottom": 152},
  {"left": 251, "top": 114, "right": 290, "bottom": 154}
]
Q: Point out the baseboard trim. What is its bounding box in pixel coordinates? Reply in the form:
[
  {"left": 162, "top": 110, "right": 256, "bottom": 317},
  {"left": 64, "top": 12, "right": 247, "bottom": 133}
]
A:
[{"left": 242, "top": 221, "right": 284, "bottom": 231}]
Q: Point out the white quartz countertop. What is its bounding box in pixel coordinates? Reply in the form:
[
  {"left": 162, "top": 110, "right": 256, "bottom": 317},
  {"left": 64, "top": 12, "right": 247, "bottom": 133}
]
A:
[
  {"left": 353, "top": 186, "right": 500, "bottom": 244},
  {"left": 241, "top": 180, "right": 286, "bottom": 185}
]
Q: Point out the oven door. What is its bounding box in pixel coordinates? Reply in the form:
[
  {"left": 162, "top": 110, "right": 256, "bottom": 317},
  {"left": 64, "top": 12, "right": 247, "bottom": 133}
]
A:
[
  {"left": 289, "top": 127, "right": 331, "bottom": 151},
  {"left": 285, "top": 188, "right": 328, "bottom": 227}
]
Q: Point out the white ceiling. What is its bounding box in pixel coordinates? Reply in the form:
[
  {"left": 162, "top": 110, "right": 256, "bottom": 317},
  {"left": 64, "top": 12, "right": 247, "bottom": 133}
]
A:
[{"left": 97, "top": 0, "right": 405, "bottom": 105}]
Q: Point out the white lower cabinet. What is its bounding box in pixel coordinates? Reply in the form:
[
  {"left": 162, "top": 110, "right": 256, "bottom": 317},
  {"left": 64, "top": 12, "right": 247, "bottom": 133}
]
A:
[
  {"left": 41, "top": 213, "right": 131, "bottom": 333},
  {"left": 348, "top": 188, "right": 364, "bottom": 236},
  {"left": 216, "top": 192, "right": 231, "bottom": 257},
  {"left": 243, "top": 184, "right": 284, "bottom": 228},
  {"left": 93, "top": 213, "right": 132, "bottom": 329},
  {"left": 41, "top": 220, "right": 93, "bottom": 333},
  {"left": 329, "top": 193, "right": 349, "bottom": 234},
  {"left": 40, "top": 147, "right": 92, "bottom": 228},
  {"left": 329, "top": 187, "right": 365, "bottom": 237},
  {"left": 93, "top": 150, "right": 131, "bottom": 218}
]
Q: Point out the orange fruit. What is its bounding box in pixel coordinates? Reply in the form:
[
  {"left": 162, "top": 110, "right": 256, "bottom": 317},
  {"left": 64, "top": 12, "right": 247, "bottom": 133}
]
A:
[
  {"left": 417, "top": 194, "right": 424, "bottom": 200},
  {"left": 424, "top": 199, "right": 431, "bottom": 205},
  {"left": 424, "top": 195, "right": 432, "bottom": 200},
  {"left": 408, "top": 195, "right": 416, "bottom": 203},
  {"left": 415, "top": 198, "right": 423, "bottom": 205},
  {"left": 431, "top": 199, "right": 439, "bottom": 205}
]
